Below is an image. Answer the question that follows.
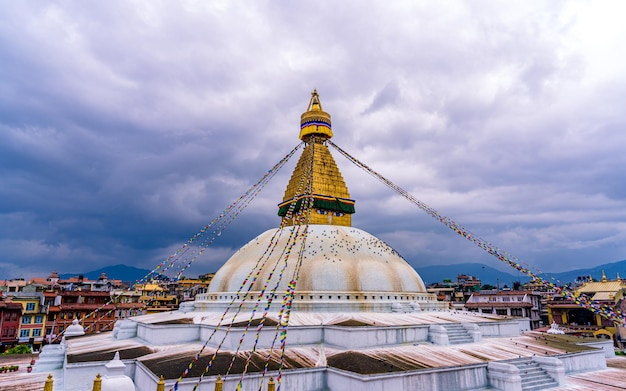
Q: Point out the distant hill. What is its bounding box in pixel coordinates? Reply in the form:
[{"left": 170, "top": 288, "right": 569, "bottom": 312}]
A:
[
  {"left": 59, "top": 264, "right": 152, "bottom": 283},
  {"left": 549, "top": 259, "right": 626, "bottom": 285},
  {"left": 415, "top": 263, "right": 529, "bottom": 287},
  {"left": 58, "top": 259, "right": 626, "bottom": 287},
  {"left": 416, "top": 259, "right": 626, "bottom": 286}
]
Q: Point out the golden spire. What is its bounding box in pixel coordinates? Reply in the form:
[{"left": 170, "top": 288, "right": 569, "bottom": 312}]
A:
[
  {"left": 278, "top": 90, "right": 355, "bottom": 227},
  {"left": 602, "top": 270, "right": 607, "bottom": 283}
]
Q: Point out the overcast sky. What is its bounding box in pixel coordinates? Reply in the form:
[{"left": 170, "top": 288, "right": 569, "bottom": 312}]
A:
[{"left": 2, "top": 1, "right": 626, "bottom": 281}]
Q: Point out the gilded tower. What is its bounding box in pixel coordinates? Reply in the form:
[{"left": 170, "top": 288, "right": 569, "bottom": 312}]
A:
[{"left": 278, "top": 90, "right": 355, "bottom": 226}]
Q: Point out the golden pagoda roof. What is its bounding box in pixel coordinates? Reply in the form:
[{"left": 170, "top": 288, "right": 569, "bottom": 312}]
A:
[
  {"left": 279, "top": 90, "right": 355, "bottom": 227},
  {"left": 576, "top": 277, "right": 626, "bottom": 294}
]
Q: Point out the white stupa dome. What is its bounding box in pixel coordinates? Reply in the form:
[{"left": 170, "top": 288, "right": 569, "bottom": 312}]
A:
[
  {"left": 210, "top": 225, "right": 426, "bottom": 293},
  {"left": 197, "top": 225, "right": 436, "bottom": 312}
]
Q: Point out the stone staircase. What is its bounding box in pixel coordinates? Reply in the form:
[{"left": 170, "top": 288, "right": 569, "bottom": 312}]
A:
[
  {"left": 442, "top": 323, "right": 474, "bottom": 344},
  {"left": 507, "top": 358, "right": 558, "bottom": 391}
]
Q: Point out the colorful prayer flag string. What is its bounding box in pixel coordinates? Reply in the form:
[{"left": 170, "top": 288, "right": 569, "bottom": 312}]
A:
[{"left": 328, "top": 140, "right": 626, "bottom": 326}]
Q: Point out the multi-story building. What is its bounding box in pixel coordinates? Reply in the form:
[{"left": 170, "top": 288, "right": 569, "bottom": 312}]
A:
[
  {"left": 167, "top": 273, "right": 214, "bottom": 303},
  {"left": 456, "top": 274, "right": 482, "bottom": 302},
  {"left": 427, "top": 274, "right": 483, "bottom": 308},
  {"left": 111, "top": 289, "right": 147, "bottom": 319},
  {"left": 0, "top": 295, "right": 22, "bottom": 352},
  {"left": 135, "top": 283, "right": 178, "bottom": 313},
  {"left": 464, "top": 290, "right": 543, "bottom": 329},
  {"left": 0, "top": 278, "right": 29, "bottom": 293},
  {"left": 7, "top": 292, "right": 47, "bottom": 350},
  {"left": 1, "top": 270, "right": 221, "bottom": 344},
  {"left": 47, "top": 290, "right": 117, "bottom": 338}
]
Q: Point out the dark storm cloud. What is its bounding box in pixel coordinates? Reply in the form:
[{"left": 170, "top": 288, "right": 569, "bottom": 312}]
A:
[{"left": 2, "top": 1, "right": 626, "bottom": 280}]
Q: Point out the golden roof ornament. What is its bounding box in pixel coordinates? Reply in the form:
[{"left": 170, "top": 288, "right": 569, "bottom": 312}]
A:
[
  {"left": 278, "top": 90, "right": 355, "bottom": 226},
  {"left": 299, "top": 89, "right": 333, "bottom": 140}
]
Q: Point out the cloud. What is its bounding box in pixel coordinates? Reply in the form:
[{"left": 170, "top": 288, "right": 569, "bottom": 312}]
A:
[{"left": 1, "top": 1, "right": 626, "bottom": 281}]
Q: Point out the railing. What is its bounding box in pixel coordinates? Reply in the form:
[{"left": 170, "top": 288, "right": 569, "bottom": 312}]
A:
[{"left": 42, "top": 373, "right": 278, "bottom": 391}]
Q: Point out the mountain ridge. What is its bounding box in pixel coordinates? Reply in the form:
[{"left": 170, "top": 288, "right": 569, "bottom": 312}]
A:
[{"left": 57, "top": 260, "right": 626, "bottom": 287}]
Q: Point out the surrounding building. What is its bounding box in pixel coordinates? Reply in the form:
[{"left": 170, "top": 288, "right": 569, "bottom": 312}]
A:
[
  {"left": 7, "top": 292, "right": 47, "bottom": 351},
  {"left": 547, "top": 271, "right": 626, "bottom": 344},
  {"left": 464, "top": 290, "right": 543, "bottom": 329},
  {"left": 47, "top": 290, "right": 117, "bottom": 338},
  {"left": 110, "top": 289, "right": 147, "bottom": 320},
  {"left": 167, "top": 273, "right": 214, "bottom": 303},
  {"left": 428, "top": 274, "right": 483, "bottom": 307},
  {"left": 134, "top": 283, "right": 179, "bottom": 313},
  {"left": 0, "top": 272, "right": 219, "bottom": 350},
  {"left": 0, "top": 294, "right": 22, "bottom": 352}
]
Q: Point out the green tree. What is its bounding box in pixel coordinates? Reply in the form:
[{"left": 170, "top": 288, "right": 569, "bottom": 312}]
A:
[{"left": 4, "top": 345, "right": 32, "bottom": 355}]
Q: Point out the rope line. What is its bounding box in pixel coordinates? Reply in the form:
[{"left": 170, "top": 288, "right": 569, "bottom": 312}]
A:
[{"left": 328, "top": 140, "right": 626, "bottom": 326}]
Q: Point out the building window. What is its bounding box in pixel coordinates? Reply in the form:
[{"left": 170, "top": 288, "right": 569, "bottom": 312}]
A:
[
  {"left": 2, "top": 328, "right": 7, "bottom": 337},
  {"left": 11, "top": 313, "right": 17, "bottom": 321},
  {"left": 26, "top": 303, "right": 36, "bottom": 311},
  {"left": 35, "top": 316, "right": 44, "bottom": 324},
  {"left": 21, "top": 315, "right": 32, "bottom": 324},
  {"left": 33, "top": 329, "right": 41, "bottom": 337},
  {"left": 4, "top": 313, "right": 9, "bottom": 321},
  {"left": 20, "top": 329, "right": 30, "bottom": 338},
  {"left": 496, "top": 309, "right": 508, "bottom": 316}
]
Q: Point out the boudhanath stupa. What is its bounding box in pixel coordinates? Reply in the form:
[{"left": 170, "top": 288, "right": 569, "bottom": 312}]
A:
[{"left": 30, "top": 91, "right": 622, "bottom": 391}]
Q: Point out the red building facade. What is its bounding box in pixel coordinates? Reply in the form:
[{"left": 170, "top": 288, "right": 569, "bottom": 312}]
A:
[{"left": 0, "top": 297, "right": 22, "bottom": 352}]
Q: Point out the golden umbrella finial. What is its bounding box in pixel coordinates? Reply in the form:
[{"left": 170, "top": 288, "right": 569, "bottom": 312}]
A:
[
  {"left": 156, "top": 375, "right": 165, "bottom": 391},
  {"left": 92, "top": 373, "right": 102, "bottom": 391},
  {"left": 214, "top": 374, "right": 224, "bottom": 391},
  {"left": 43, "top": 374, "right": 54, "bottom": 391}
]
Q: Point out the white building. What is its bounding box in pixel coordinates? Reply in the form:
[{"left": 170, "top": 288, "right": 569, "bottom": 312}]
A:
[{"left": 465, "top": 290, "right": 543, "bottom": 329}]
